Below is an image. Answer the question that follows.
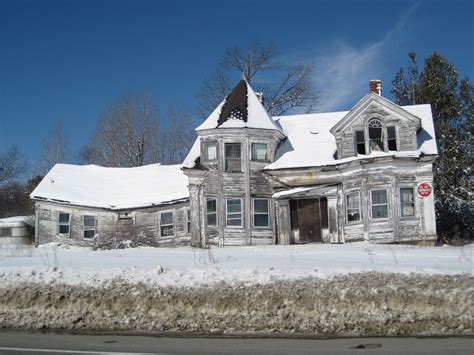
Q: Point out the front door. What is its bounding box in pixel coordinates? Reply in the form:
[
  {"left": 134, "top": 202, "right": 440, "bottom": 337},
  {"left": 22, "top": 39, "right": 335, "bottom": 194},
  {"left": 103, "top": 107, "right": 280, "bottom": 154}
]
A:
[{"left": 290, "top": 198, "right": 325, "bottom": 243}]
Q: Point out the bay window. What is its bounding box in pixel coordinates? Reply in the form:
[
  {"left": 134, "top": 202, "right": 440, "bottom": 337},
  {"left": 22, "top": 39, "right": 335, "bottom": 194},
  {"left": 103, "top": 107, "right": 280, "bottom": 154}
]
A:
[
  {"left": 371, "top": 189, "right": 389, "bottom": 219},
  {"left": 225, "top": 143, "right": 241, "bottom": 172},
  {"left": 226, "top": 198, "right": 242, "bottom": 227},
  {"left": 346, "top": 192, "right": 361, "bottom": 222}
]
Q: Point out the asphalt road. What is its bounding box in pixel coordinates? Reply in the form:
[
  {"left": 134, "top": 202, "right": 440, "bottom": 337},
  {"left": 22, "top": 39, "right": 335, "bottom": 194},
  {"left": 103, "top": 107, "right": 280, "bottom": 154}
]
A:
[{"left": 0, "top": 331, "right": 472, "bottom": 354}]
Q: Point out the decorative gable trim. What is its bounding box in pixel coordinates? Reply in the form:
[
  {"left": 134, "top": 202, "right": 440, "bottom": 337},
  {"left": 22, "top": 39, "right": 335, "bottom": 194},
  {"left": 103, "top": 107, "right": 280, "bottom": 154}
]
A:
[
  {"left": 330, "top": 93, "right": 422, "bottom": 134},
  {"left": 217, "top": 79, "right": 248, "bottom": 126}
]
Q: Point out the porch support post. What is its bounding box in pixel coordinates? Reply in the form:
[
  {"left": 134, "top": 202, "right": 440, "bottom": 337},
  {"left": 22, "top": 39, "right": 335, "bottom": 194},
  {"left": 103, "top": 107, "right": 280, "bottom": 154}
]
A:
[{"left": 276, "top": 199, "right": 291, "bottom": 245}]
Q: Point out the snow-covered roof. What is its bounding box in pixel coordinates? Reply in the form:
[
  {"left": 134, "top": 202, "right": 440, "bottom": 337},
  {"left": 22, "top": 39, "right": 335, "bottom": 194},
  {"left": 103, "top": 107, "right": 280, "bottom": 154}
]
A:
[
  {"left": 31, "top": 164, "right": 189, "bottom": 210},
  {"left": 0, "top": 216, "right": 34, "bottom": 228},
  {"left": 195, "top": 79, "right": 283, "bottom": 132},
  {"left": 265, "top": 104, "right": 437, "bottom": 170},
  {"left": 184, "top": 104, "right": 437, "bottom": 170}
]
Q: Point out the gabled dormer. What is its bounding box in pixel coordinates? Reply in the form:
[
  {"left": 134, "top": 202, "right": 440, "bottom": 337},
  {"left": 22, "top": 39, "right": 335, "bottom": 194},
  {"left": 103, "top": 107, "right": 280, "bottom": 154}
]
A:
[{"left": 330, "top": 80, "right": 422, "bottom": 160}]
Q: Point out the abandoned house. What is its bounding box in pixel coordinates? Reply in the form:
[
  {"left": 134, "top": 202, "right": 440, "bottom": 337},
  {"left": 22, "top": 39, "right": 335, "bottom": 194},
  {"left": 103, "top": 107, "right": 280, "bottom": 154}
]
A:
[{"left": 31, "top": 79, "right": 438, "bottom": 247}]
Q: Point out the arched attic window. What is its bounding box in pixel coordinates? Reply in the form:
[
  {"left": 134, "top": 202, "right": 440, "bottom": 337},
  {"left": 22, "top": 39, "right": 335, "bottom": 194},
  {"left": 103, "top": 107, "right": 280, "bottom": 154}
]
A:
[
  {"left": 353, "top": 118, "right": 398, "bottom": 156},
  {"left": 368, "top": 118, "right": 384, "bottom": 152}
]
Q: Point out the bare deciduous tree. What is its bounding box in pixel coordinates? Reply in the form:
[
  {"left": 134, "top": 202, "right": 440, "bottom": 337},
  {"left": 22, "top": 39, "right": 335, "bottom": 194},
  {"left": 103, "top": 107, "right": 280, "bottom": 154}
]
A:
[
  {"left": 161, "top": 105, "right": 196, "bottom": 164},
  {"left": 197, "top": 43, "right": 318, "bottom": 117},
  {"left": 79, "top": 92, "right": 195, "bottom": 167},
  {"left": 78, "top": 92, "right": 160, "bottom": 167},
  {"left": 0, "top": 145, "right": 27, "bottom": 186},
  {"left": 39, "top": 121, "right": 70, "bottom": 174}
]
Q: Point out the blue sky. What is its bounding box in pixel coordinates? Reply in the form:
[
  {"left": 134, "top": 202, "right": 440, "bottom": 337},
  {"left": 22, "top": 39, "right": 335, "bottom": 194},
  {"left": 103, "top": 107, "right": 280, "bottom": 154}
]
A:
[{"left": 0, "top": 0, "right": 472, "bottom": 169}]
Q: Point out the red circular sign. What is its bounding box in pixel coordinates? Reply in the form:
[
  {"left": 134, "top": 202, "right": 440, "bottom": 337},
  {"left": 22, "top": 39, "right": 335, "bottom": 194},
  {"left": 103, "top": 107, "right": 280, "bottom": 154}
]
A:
[{"left": 417, "top": 183, "right": 432, "bottom": 197}]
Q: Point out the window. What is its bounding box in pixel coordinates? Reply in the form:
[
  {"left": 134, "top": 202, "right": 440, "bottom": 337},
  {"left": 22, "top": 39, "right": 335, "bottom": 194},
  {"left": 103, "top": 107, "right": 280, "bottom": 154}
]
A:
[
  {"left": 0, "top": 228, "right": 11, "bottom": 237},
  {"left": 160, "top": 212, "right": 174, "bottom": 237},
  {"left": 253, "top": 198, "right": 270, "bottom": 228},
  {"left": 204, "top": 142, "right": 217, "bottom": 161},
  {"left": 226, "top": 198, "right": 242, "bottom": 227},
  {"left": 368, "top": 119, "right": 383, "bottom": 152},
  {"left": 346, "top": 192, "right": 361, "bottom": 222},
  {"left": 58, "top": 212, "right": 70, "bottom": 236},
  {"left": 400, "top": 188, "right": 415, "bottom": 217},
  {"left": 83, "top": 215, "right": 96, "bottom": 239},
  {"left": 387, "top": 127, "right": 397, "bottom": 151},
  {"left": 186, "top": 209, "right": 191, "bottom": 234},
  {"left": 206, "top": 198, "right": 217, "bottom": 226},
  {"left": 251, "top": 143, "right": 267, "bottom": 161},
  {"left": 355, "top": 130, "right": 366, "bottom": 155},
  {"left": 371, "top": 189, "right": 389, "bottom": 219},
  {"left": 225, "top": 143, "right": 241, "bottom": 172}
]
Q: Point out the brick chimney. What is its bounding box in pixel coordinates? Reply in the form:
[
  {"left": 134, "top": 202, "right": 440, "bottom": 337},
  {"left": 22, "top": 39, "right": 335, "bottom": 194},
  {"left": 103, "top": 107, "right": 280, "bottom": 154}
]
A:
[{"left": 369, "top": 80, "right": 382, "bottom": 95}]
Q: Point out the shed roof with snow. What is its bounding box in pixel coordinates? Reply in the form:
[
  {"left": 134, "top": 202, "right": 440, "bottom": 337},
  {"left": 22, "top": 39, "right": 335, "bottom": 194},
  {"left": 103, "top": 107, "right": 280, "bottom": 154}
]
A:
[{"left": 31, "top": 163, "right": 189, "bottom": 210}]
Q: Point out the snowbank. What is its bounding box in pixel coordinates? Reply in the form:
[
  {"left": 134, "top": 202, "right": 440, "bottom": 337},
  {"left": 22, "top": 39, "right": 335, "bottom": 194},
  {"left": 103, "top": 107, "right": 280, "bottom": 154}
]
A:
[
  {"left": 1, "top": 243, "right": 471, "bottom": 335},
  {"left": 0, "top": 243, "right": 471, "bottom": 288},
  {"left": 0, "top": 273, "right": 471, "bottom": 335}
]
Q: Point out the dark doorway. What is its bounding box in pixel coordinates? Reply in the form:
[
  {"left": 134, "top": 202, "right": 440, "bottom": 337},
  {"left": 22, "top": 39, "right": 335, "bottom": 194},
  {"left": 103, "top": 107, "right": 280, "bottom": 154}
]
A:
[{"left": 290, "top": 197, "right": 328, "bottom": 243}]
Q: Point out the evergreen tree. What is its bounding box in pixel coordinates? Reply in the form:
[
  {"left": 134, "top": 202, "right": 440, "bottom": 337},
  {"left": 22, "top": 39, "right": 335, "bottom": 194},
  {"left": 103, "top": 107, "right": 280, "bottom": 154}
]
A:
[{"left": 392, "top": 52, "right": 473, "bottom": 242}]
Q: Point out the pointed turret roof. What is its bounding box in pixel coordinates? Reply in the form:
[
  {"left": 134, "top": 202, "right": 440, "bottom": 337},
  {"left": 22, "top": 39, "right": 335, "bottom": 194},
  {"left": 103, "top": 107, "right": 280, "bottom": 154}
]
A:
[{"left": 195, "top": 79, "right": 283, "bottom": 132}]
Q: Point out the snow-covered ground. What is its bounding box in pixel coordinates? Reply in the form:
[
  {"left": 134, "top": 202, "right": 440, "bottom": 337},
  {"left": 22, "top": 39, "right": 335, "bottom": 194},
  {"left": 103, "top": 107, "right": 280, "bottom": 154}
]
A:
[{"left": 0, "top": 242, "right": 471, "bottom": 288}]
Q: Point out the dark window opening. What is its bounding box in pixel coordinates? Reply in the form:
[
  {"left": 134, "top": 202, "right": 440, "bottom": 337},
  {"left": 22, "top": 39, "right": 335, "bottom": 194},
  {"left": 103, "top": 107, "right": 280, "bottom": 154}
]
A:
[
  {"left": 387, "top": 127, "right": 397, "bottom": 151},
  {"left": 206, "top": 198, "right": 217, "bottom": 226},
  {"left": 368, "top": 119, "right": 384, "bottom": 152},
  {"left": 355, "top": 130, "right": 366, "bottom": 155}
]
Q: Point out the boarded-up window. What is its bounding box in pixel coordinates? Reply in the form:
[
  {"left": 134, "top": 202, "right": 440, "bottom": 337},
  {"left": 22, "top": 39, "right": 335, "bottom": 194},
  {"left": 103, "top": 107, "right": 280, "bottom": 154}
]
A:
[
  {"left": 206, "top": 198, "right": 217, "bottom": 226},
  {"left": 58, "top": 212, "right": 70, "bottom": 236},
  {"left": 160, "top": 212, "right": 174, "bottom": 237},
  {"left": 346, "top": 192, "right": 361, "bottom": 222},
  {"left": 371, "top": 189, "right": 389, "bottom": 219},
  {"left": 253, "top": 198, "right": 269, "bottom": 228},
  {"left": 400, "top": 188, "right": 415, "bottom": 217},
  {"left": 225, "top": 143, "right": 241, "bottom": 172},
  {"left": 83, "top": 215, "right": 96, "bottom": 239},
  {"left": 226, "top": 198, "right": 242, "bottom": 227}
]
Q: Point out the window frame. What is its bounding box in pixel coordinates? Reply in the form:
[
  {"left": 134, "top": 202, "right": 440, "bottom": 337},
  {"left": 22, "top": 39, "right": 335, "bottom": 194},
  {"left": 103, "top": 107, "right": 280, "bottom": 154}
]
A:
[
  {"left": 186, "top": 208, "right": 191, "bottom": 234},
  {"left": 370, "top": 188, "right": 390, "bottom": 220},
  {"left": 252, "top": 198, "right": 270, "bottom": 228},
  {"left": 203, "top": 141, "right": 218, "bottom": 162},
  {"left": 354, "top": 130, "right": 366, "bottom": 155},
  {"left": 387, "top": 126, "right": 398, "bottom": 151},
  {"left": 226, "top": 197, "right": 243, "bottom": 228},
  {"left": 251, "top": 143, "right": 268, "bottom": 162},
  {"left": 58, "top": 212, "right": 71, "bottom": 237},
  {"left": 225, "top": 143, "right": 242, "bottom": 173},
  {"left": 206, "top": 197, "right": 218, "bottom": 227},
  {"left": 159, "top": 211, "right": 175, "bottom": 237},
  {"left": 367, "top": 118, "right": 384, "bottom": 152},
  {"left": 399, "top": 187, "right": 416, "bottom": 218},
  {"left": 345, "top": 191, "right": 362, "bottom": 224},
  {"left": 82, "top": 215, "right": 96, "bottom": 240}
]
